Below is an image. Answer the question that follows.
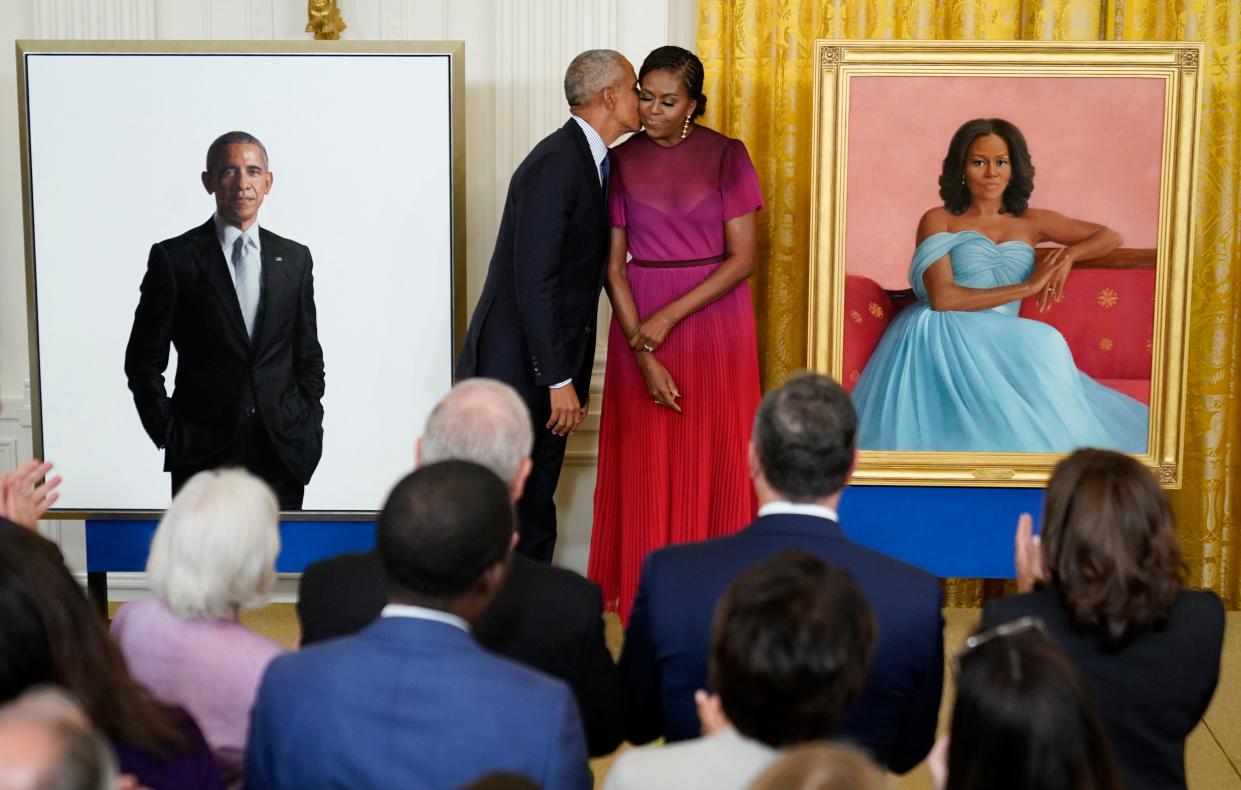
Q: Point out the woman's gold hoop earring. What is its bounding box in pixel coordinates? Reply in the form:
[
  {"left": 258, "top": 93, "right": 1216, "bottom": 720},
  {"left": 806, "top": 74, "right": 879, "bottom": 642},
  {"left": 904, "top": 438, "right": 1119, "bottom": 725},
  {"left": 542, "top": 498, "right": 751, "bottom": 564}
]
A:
[{"left": 681, "top": 115, "right": 692, "bottom": 139}]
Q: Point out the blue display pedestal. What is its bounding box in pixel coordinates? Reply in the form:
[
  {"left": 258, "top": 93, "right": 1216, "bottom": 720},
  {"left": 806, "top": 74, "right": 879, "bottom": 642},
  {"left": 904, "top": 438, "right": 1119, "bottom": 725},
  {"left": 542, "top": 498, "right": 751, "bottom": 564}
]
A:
[{"left": 85, "top": 487, "right": 1043, "bottom": 585}]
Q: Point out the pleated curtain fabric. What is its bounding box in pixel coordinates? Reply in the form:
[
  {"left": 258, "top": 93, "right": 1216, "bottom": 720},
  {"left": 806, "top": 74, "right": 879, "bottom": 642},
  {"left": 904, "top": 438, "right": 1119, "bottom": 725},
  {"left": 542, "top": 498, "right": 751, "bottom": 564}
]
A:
[{"left": 696, "top": 0, "right": 1241, "bottom": 607}]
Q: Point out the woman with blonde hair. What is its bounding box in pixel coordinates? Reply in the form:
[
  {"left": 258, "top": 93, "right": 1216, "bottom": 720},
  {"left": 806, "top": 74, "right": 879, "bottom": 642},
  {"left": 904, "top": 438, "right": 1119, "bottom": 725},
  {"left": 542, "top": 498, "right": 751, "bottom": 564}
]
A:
[{"left": 111, "top": 468, "right": 284, "bottom": 788}]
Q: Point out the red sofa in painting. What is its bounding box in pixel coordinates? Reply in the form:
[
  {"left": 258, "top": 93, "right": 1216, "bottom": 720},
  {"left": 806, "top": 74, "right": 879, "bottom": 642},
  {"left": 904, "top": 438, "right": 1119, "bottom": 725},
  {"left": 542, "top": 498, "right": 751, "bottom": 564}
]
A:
[{"left": 842, "top": 249, "right": 1156, "bottom": 405}]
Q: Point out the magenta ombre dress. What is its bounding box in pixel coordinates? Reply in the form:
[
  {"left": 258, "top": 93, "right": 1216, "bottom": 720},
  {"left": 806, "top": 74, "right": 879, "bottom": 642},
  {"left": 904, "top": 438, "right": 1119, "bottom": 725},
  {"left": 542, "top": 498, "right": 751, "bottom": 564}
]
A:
[{"left": 589, "top": 127, "right": 763, "bottom": 622}]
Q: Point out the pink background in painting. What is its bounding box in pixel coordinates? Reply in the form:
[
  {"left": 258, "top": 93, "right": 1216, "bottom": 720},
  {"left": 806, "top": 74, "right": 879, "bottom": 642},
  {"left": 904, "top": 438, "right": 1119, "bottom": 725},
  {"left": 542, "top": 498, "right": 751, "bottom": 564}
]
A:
[{"left": 844, "top": 76, "right": 1165, "bottom": 288}]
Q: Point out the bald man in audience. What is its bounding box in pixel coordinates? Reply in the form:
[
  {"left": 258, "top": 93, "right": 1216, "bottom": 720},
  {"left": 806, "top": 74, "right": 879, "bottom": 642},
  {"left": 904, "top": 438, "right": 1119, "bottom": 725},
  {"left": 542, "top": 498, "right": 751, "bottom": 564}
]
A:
[
  {"left": 297, "top": 378, "right": 624, "bottom": 756},
  {"left": 248, "top": 461, "right": 590, "bottom": 789},
  {"left": 0, "top": 688, "right": 116, "bottom": 790}
]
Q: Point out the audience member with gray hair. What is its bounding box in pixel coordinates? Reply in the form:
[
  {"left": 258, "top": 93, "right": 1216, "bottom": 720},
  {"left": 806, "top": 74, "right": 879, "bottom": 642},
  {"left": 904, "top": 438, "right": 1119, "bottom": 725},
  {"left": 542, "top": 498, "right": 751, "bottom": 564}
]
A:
[
  {"left": 298, "top": 377, "right": 625, "bottom": 755},
  {"left": 0, "top": 688, "right": 117, "bottom": 790},
  {"left": 621, "top": 371, "right": 944, "bottom": 773},
  {"left": 456, "top": 46, "right": 641, "bottom": 563},
  {"left": 111, "top": 468, "right": 284, "bottom": 788}
]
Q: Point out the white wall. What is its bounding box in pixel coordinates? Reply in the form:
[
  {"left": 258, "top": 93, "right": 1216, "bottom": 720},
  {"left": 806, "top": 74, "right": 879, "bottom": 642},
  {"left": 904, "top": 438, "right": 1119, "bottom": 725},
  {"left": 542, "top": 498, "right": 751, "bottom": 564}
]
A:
[{"left": 0, "top": 0, "right": 697, "bottom": 582}]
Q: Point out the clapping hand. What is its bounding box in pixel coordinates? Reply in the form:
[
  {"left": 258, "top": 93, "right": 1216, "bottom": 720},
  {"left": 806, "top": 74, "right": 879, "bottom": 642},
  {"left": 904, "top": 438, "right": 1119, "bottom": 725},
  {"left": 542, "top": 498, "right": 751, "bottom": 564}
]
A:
[
  {"left": 694, "top": 689, "right": 730, "bottom": 735},
  {"left": 1014, "top": 512, "right": 1047, "bottom": 593},
  {"left": 0, "top": 460, "right": 61, "bottom": 531}
]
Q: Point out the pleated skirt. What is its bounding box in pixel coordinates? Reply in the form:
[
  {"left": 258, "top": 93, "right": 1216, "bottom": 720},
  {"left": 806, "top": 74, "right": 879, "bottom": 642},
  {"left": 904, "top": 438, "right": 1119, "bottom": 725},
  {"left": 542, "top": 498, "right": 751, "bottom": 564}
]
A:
[{"left": 588, "top": 259, "right": 760, "bottom": 623}]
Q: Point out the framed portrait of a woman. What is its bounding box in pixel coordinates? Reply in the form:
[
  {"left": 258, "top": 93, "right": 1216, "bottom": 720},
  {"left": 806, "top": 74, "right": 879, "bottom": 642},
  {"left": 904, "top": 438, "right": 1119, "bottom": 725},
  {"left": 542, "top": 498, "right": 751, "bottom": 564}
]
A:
[{"left": 807, "top": 41, "right": 1202, "bottom": 487}]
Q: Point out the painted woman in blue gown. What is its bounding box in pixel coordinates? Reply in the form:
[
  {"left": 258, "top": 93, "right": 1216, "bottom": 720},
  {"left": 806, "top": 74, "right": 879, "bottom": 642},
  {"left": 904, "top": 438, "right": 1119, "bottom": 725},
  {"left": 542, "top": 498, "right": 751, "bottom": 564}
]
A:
[{"left": 852, "top": 118, "right": 1149, "bottom": 453}]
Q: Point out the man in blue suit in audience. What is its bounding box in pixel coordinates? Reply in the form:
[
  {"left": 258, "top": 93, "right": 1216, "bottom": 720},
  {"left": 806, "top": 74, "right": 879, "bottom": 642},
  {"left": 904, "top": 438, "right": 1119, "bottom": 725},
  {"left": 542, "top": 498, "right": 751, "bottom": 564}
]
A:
[
  {"left": 620, "top": 372, "right": 943, "bottom": 773},
  {"left": 246, "top": 461, "right": 591, "bottom": 790}
]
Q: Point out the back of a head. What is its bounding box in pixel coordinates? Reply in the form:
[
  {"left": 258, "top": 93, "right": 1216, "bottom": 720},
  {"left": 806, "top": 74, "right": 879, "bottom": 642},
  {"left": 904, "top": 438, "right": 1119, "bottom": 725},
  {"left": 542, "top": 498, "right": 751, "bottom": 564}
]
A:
[
  {"left": 709, "top": 551, "right": 875, "bottom": 748},
  {"left": 420, "top": 378, "right": 533, "bottom": 485},
  {"left": 0, "top": 524, "right": 184, "bottom": 757},
  {"left": 147, "top": 468, "right": 280, "bottom": 620},
  {"left": 1040, "top": 448, "right": 1183, "bottom": 645},
  {"left": 564, "top": 49, "right": 624, "bottom": 107},
  {"left": 947, "top": 625, "right": 1121, "bottom": 790},
  {"left": 378, "top": 460, "right": 514, "bottom": 600},
  {"left": 752, "top": 372, "right": 857, "bottom": 502},
  {"left": 0, "top": 688, "right": 116, "bottom": 790},
  {"left": 750, "top": 743, "right": 887, "bottom": 790},
  {"left": 0, "top": 524, "right": 92, "bottom": 703}
]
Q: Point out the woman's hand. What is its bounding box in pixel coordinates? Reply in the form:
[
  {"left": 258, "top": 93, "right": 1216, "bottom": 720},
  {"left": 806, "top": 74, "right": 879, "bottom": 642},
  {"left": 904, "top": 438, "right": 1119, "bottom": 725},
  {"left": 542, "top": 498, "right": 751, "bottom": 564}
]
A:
[
  {"left": 637, "top": 354, "right": 682, "bottom": 413},
  {"left": 629, "top": 309, "right": 678, "bottom": 353},
  {"left": 0, "top": 460, "right": 61, "bottom": 531},
  {"left": 1027, "top": 247, "right": 1074, "bottom": 313},
  {"left": 1035, "top": 245, "right": 1075, "bottom": 312},
  {"left": 1014, "top": 512, "right": 1047, "bottom": 593}
]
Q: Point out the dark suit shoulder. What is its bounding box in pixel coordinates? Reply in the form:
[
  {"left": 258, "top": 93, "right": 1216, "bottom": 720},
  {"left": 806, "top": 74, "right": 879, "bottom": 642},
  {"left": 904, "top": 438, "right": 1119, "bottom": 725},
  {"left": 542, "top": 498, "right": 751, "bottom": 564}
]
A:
[
  {"left": 302, "top": 550, "right": 382, "bottom": 581},
  {"left": 258, "top": 226, "right": 311, "bottom": 256}
]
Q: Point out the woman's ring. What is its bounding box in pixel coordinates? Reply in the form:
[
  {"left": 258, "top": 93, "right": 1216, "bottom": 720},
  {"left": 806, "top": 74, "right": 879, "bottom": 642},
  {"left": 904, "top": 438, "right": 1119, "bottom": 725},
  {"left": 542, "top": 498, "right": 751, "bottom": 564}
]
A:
[{"left": 643, "top": 343, "right": 654, "bottom": 352}]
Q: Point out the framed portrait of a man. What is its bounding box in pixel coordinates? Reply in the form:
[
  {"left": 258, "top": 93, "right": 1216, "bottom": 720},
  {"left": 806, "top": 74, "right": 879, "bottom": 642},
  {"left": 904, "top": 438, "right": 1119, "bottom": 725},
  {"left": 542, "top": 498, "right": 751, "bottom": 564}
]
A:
[
  {"left": 17, "top": 40, "right": 465, "bottom": 516},
  {"left": 806, "top": 41, "right": 1201, "bottom": 487}
]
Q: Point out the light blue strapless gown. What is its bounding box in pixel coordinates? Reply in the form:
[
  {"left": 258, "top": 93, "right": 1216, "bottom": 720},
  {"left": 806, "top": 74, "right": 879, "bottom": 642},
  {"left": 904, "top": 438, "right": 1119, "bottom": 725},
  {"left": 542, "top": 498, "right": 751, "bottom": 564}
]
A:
[{"left": 853, "top": 231, "right": 1149, "bottom": 453}]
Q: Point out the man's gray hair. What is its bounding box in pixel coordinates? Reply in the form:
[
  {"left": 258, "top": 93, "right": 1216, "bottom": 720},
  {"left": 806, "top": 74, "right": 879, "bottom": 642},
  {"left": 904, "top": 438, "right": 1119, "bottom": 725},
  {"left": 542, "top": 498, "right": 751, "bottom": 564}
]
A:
[
  {"left": 205, "top": 130, "right": 269, "bottom": 172},
  {"left": 147, "top": 468, "right": 280, "bottom": 620},
  {"left": 421, "top": 378, "right": 533, "bottom": 485},
  {"left": 0, "top": 687, "right": 117, "bottom": 790},
  {"left": 564, "top": 49, "right": 627, "bottom": 107}
]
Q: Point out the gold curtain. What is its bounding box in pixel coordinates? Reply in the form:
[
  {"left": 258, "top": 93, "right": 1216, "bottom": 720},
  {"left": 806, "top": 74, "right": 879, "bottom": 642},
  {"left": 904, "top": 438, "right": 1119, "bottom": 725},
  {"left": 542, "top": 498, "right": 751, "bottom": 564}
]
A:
[{"left": 697, "top": 0, "right": 1241, "bottom": 607}]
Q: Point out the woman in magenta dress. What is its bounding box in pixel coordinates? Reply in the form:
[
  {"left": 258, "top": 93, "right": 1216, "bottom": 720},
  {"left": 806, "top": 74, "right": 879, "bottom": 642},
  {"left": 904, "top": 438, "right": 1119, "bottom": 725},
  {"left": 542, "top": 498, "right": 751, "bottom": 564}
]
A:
[{"left": 589, "top": 46, "right": 764, "bottom": 622}]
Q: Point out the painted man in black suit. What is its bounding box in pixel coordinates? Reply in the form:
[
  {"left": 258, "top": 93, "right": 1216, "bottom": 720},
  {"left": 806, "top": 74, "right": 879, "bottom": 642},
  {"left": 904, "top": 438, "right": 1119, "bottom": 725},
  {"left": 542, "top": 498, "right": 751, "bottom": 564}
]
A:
[
  {"left": 297, "top": 378, "right": 625, "bottom": 756},
  {"left": 456, "top": 50, "right": 641, "bottom": 562},
  {"left": 125, "top": 131, "right": 325, "bottom": 510},
  {"left": 621, "top": 372, "right": 944, "bottom": 773}
]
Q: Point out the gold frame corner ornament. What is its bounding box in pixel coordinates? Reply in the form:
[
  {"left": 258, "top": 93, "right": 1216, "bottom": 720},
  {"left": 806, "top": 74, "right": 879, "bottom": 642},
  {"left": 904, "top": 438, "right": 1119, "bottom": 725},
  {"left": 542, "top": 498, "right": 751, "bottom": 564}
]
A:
[{"left": 806, "top": 41, "right": 1200, "bottom": 488}]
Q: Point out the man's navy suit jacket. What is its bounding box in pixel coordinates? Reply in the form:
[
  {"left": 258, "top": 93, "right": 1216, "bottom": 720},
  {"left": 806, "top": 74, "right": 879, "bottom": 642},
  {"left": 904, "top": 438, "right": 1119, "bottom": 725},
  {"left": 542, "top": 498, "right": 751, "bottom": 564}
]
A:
[
  {"left": 246, "top": 616, "right": 591, "bottom": 790},
  {"left": 455, "top": 119, "right": 609, "bottom": 406},
  {"left": 620, "top": 513, "right": 944, "bottom": 773}
]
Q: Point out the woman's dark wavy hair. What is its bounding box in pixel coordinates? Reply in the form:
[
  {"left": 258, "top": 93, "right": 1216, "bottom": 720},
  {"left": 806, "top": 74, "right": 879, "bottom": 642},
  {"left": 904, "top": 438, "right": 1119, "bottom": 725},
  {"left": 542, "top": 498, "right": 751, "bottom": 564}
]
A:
[
  {"left": 639, "top": 45, "right": 707, "bottom": 120},
  {"left": 947, "top": 627, "right": 1122, "bottom": 790},
  {"left": 1040, "top": 448, "right": 1184, "bottom": 646},
  {"left": 939, "top": 118, "right": 1035, "bottom": 216},
  {"left": 0, "top": 523, "right": 187, "bottom": 755}
]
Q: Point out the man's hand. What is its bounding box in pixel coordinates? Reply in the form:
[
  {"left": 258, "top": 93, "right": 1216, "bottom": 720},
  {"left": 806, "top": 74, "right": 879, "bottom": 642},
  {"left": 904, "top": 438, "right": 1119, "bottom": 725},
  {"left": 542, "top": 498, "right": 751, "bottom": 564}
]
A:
[
  {"left": 0, "top": 460, "right": 62, "bottom": 531},
  {"left": 694, "top": 690, "right": 730, "bottom": 736},
  {"left": 547, "top": 386, "right": 584, "bottom": 437}
]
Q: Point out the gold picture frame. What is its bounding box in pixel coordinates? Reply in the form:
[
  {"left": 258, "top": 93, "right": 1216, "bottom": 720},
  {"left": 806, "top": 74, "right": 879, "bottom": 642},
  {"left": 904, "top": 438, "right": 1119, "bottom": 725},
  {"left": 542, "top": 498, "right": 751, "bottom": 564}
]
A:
[{"left": 806, "top": 40, "right": 1202, "bottom": 487}]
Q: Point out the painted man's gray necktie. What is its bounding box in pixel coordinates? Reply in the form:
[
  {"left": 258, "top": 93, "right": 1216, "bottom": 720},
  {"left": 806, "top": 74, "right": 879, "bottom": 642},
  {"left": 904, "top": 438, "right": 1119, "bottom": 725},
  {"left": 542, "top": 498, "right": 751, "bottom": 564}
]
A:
[{"left": 232, "top": 234, "right": 259, "bottom": 338}]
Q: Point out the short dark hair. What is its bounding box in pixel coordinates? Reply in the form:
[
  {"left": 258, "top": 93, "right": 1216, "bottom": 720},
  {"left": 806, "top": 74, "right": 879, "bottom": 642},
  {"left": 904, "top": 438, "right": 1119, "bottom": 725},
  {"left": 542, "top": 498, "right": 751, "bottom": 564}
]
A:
[
  {"left": 377, "top": 460, "right": 514, "bottom": 599},
  {"left": 639, "top": 45, "right": 707, "bottom": 120},
  {"left": 752, "top": 372, "right": 857, "bottom": 501},
  {"left": 948, "top": 625, "right": 1121, "bottom": 790},
  {"left": 938, "top": 118, "right": 1034, "bottom": 216},
  {"left": 709, "top": 552, "right": 875, "bottom": 747},
  {"left": 205, "top": 131, "right": 269, "bottom": 173},
  {"left": 1040, "top": 448, "right": 1183, "bottom": 646}
]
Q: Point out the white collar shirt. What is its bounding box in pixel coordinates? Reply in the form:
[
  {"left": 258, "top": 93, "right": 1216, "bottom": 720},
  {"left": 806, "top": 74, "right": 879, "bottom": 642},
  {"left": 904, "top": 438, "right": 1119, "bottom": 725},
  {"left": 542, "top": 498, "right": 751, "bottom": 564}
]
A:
[
  {"left": 213, "top": 213, "right": 262, "bottom": 287},
  {"left": 570, "top": 114, "right": 609, "bottom": 185},
  {"left": 380, "top": 603, "right": 471, "bottom": 633},
  {"left": 757, "top": 501, "right": 840, "bottom": 523}
]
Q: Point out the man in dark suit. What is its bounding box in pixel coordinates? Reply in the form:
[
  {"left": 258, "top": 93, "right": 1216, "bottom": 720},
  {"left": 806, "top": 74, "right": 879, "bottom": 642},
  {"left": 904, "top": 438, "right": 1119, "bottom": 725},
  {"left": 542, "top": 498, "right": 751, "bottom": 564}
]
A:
[
  {"left": 621, "top": 372, "right": 944, "bottom": 773},
  {"left": 297, "top": 378, "right": 625, "bottom": 756},
  {"left": 456, "top": 49, "right": 640, "bottom": 562},
  {"left": 248, "top": 461, "right": 590, "bottom": 789},
  {"left": 125, "top": 131, "right": 324, "bottom": 510}
]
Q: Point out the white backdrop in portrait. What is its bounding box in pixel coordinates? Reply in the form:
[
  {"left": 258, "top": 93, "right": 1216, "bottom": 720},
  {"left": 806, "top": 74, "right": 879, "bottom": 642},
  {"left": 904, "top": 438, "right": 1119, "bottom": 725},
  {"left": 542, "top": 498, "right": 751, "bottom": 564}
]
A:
[{"left": 23, "top": 52, "right": 454, "bottom": 514}]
